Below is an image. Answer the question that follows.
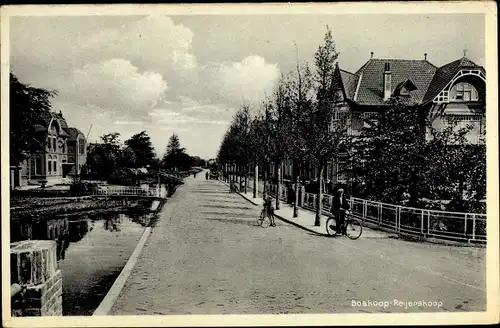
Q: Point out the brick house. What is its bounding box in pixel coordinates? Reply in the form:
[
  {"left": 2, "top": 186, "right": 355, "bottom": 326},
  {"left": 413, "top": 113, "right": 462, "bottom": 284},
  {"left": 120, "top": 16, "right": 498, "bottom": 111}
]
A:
[
  {"left": 10, "top": 111, "right": 87, "bottom": 188},
  {"left": 281, "top": 54, "right": 486, "bottom": 188}
]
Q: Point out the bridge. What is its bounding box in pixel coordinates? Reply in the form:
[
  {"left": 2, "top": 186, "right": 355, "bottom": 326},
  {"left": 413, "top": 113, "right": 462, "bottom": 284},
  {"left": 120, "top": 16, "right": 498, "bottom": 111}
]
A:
[{"left": 92, "top": 185, "right": 168, "bottom": 199}]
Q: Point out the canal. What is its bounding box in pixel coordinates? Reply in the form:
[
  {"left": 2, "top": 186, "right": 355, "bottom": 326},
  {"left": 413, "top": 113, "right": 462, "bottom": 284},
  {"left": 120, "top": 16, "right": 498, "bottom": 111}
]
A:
[
  {"left": 10, "top": 183, "right": 173, "bottom": 315},
  {"left": 11, "top": 204, "right": 160, "bottom": 316},
  {"left": 59, "top": 211, "right": 155, "bottom": 315}
]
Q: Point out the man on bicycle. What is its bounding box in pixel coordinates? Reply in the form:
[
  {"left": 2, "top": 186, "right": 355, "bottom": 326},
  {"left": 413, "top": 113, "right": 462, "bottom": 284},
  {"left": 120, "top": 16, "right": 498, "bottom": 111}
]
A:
[
  {"left": 262, "top": 193, "right": 276, "bottom": 227},
  {"left": 329, "top": 187, "right": 350, "bottom": 234}
]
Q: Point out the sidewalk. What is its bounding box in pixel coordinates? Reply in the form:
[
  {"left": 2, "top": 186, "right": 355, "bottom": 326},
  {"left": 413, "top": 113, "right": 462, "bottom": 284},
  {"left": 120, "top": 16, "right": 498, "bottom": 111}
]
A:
[{"left": 229, "top": 184, "right": 396, "bottom": 239}]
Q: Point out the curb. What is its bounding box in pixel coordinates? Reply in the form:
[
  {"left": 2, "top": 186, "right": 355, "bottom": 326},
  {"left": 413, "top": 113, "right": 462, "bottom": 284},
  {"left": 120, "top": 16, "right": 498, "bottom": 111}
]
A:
[
  {"left": 218, "top": 179, "right": 481, "bottom": 246},
  {"left": 220, "top": 180, "right": 328, "bottom": 237},
  {"left": 92, "top": 226, "right": 152, "bottom": 316}
]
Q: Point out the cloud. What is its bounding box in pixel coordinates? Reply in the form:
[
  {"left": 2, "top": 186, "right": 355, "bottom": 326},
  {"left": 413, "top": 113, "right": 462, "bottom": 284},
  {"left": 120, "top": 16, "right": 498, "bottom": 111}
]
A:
[
  {"left": 9, "top": 16, "right": 280, "bottom": 159},
  {"left": 69, "top": 59, "right": 167, "bottom": 115},
  {"left": 78, "top": 16, "right": 197, "bottom": 73},
  {"left": 204, "top": 55, "right": 280, "bottom": 105}
]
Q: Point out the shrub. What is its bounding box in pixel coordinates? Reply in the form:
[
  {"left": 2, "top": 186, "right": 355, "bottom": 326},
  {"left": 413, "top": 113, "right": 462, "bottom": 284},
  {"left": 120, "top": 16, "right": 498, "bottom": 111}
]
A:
[{"left": 108, "top": 168, "right": 138, "bottom": 186}]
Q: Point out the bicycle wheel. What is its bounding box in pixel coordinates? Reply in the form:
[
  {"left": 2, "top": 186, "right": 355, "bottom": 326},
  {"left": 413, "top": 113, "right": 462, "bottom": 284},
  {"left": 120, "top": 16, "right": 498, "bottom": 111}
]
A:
[
  {"left": 260, "top": 214, "right": 270, "bottom": 228},
  {"left": 325, "top": 217, "right": 339, "bottom": 236},
  {"left": 345, "top": 218, "right": 363, "bottom": 240},
  {"left": 257, "top": 211, "right": 265, "bottom": 226}
]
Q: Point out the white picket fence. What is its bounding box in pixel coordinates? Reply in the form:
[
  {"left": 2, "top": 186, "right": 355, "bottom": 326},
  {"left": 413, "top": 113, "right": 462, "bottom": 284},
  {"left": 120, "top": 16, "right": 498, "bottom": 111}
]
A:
[
  {"left": 93, "top": 185, "right": 167, "bottom": 198},
  {"left": 245, "top": 178, "right": 486, "bottom": 244}
]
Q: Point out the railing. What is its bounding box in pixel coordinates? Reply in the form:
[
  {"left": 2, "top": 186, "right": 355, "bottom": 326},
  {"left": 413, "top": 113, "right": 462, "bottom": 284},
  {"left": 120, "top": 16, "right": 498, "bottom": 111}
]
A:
[
  {"left": 245, "top": 178, "right": 486, "bottom": 244},
  {"left": 93, "top": 185, "right": 166, "bottom": 198}
]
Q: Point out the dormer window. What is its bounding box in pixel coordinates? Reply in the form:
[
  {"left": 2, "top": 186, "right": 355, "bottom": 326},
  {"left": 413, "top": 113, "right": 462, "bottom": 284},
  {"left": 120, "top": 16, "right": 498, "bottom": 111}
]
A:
[
  {"left": 394, "top": 79, "right": 418, "bottom": 97},
  {"left": 450, "top": 82, "right": 479, "bottom": 102}
]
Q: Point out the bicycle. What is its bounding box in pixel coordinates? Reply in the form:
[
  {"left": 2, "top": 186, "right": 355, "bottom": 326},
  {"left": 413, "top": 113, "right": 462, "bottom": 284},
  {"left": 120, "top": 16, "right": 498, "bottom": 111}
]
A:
[
  {"left": 325, "top": 211, "right": 363, "bottom": 240},
  {"left": 256, "top": 208, "right": 275, "bottom": 228}
]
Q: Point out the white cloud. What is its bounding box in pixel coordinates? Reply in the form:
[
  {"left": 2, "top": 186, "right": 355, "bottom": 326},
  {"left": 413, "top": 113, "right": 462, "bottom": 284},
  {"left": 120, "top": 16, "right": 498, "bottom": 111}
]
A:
[
  {"left": 204, "top": 55, "right": 280, "bottom": 105},
  {"left": 79, "top": 16, "right": 197, "bottom": 73},
  {"left": 69, "top": 59, "right": 167, "bottom": 115}
]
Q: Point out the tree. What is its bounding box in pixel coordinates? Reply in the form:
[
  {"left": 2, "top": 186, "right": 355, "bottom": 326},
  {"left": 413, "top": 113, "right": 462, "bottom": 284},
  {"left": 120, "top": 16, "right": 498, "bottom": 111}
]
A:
[
  {"left": 347, "top": 97, "right": 485, "bottom": 212},
  {"left": 124, "top": 131, "right": 156, "bottom": 168},
  {"left": 84, "top": 132, "right": 123, "bottom": 180},
  {"left": 348, "top": 98, "right": 427, "bottom": 206},
  {"left": 285, "top": 61, "right": 316, "bottom": 217},
  {"left": 162, "top": 134, "right": 191, "bottom": 171},
  {"left": 216, "top": 106, "right": 253, "bottom": 189},
  {"left": 10, "top": 73, "right": 57, "bottom": 165},
  {"left": 166, "top": 134, "right": 184, "bottom": 156},
  {"left": 308, "top": 26, "right": 349, "bottom": 226},
  {"left": 264, "top": 76, "right": 296, "bottom": 210}
]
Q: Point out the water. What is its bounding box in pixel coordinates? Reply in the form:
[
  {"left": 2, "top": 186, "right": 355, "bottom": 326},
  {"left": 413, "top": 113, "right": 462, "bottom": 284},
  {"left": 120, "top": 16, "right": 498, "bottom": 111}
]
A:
[
  {"left": 11, "top": 183, "right": 171, "bottom": 316},
  {"left": 58, "top": 211, "right": 155, "bottom": 316}
]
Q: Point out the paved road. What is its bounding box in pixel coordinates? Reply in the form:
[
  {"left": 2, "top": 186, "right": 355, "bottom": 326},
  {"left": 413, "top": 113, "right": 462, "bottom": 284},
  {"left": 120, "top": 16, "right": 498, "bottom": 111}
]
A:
[{"left": 110, "top": 174, "right": 486, "bottom": 315}]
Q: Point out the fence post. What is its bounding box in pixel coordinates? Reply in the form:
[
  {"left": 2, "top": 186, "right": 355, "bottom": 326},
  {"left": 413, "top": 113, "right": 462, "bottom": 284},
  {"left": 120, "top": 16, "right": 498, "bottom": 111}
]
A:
[
  {"left": 300, "top": 186, "right": 305, "bottom": 207},
  {"left": 377, "top": 203, "right": 382, "bottom": 226},
  {"left": 362, "top": 200, "right": 367, "bottom": 220},
  {"left": 427, "top": 211, "right": 430, "bottom": 236},
  {"left": 464, "top": 214, "right": 468, "bottom": 238},
  {"left": 472, "top": 214, "right": 476, "bottom": 241},
  {"left": 396, "top": 206, "right": 401, "bottom": 233},
  {"left": 420, "top": 211, "right": 424, "bottom": 236}
]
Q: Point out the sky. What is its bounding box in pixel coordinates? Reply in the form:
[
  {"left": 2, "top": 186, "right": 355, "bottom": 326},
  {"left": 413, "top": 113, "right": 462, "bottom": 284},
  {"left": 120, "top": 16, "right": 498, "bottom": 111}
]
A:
[{"left": 9, "top": 13, "right": 485, "bottom": 159}]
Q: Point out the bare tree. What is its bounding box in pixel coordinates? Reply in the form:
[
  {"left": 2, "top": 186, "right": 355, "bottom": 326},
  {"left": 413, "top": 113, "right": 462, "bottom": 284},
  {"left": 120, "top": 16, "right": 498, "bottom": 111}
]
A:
[{"left": 307, "top": 26, "right": 349, "bottom": 226}]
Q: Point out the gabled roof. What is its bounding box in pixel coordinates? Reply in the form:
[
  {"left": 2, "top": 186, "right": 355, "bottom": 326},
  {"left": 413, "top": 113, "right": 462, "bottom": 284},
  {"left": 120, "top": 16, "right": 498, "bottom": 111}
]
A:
[
  {"left": 353, "top": 59, "right": 437, "bottom": 106},
  {"left": 422, "top": 56, "right": 484, "bottom": 104},
  {"left": 65, "top": 127, "right": 85, "bottom": 142},
  {"left": 38, "top": 111, "right": 70, "bottom": 136},
  {"left": 339, "top": 69, "right": 360, "bottom": 100}
]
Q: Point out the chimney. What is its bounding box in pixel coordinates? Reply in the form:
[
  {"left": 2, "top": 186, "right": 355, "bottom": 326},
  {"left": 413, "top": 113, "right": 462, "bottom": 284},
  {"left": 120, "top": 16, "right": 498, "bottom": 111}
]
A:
[
  {"left": 383, "top": 62, "right": 392, "bottom": 101},
  {"left": 424, "top": 53, "right": 427, "bottom": 61},
  {"left": 370, "top": 52, "right": 374, "bottom": 59}
]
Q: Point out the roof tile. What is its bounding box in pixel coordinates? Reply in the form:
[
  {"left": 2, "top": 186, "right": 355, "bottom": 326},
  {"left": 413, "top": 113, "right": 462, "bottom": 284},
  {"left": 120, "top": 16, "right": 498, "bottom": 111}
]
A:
[{"left": 354, "top": 59, "right": 437, "bottom": 105}]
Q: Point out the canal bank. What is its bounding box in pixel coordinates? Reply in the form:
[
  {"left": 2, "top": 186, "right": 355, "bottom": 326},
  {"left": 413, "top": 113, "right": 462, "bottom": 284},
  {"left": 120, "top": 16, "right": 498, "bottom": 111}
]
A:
[{"left": 10, "top": 185, "right": 171, "bottom": 316}]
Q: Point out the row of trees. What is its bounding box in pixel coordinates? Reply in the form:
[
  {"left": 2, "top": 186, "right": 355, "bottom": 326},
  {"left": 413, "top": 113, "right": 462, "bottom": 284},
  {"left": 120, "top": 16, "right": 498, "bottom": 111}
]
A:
[
  {"left": 83, "top": 132, "right": 205, "bottom": 182},
  {"left": 217, "top": 27, "right": 486, "bottom": 226},
  {"left": 218, "top": 27, "right": 349, "bottom": 226}
]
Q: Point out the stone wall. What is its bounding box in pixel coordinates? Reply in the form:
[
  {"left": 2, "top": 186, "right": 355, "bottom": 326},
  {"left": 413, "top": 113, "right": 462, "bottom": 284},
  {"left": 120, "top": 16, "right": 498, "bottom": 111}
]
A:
[{"left": 11, "top": 240, "right": 63, "bottom": 316}]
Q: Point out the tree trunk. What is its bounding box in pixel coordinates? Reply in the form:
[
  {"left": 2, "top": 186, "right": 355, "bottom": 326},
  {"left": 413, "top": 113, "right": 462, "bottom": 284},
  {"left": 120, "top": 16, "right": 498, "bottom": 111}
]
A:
[
  {"left": 244, "top": 165, "right": 248, "bottom": 194},
  {"left": 293, "top": 160, "right": 300, "bottom": 218},
  {"left": 275, "top": 159, "right": 281, "bottom": 210},
  {"left": 253, "top": 164, "right": 258, "bottom": 198},
  {"left": 263, "top": 163, "right": 268, "bottom": 197},
  {"left": 314, "top": 164, "right": 324, "bottom": 226}
]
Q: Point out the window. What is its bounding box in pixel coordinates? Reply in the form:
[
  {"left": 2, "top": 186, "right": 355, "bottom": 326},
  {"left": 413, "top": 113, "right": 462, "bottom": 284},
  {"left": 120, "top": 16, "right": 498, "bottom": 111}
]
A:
[
  {"left": 450, "top": 82, "right": 479, "bottom": 102},
  {"left": 362, "top": 112, "right": 378, "bottom": 128},
  {"left": 53, "top": 157, "right": 58, "bottom": 174},
  {"left": 48, "top": 157, "right": 52, "bottom": 174},
  {"left": 52, "top": 137, "right": 56, "bottom": 152},
  {"left": 79, "top": 138, "right": 85, "bottom": 155}
]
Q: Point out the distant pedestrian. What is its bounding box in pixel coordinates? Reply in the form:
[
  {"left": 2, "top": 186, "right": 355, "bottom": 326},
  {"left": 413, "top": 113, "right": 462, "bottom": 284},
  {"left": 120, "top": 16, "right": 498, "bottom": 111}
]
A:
[
  {"left": 205, "top": 172, "right": 209, "bottom": 180},
  {"left": 194, "top": 172, "right": 197, "bottom": 179}
]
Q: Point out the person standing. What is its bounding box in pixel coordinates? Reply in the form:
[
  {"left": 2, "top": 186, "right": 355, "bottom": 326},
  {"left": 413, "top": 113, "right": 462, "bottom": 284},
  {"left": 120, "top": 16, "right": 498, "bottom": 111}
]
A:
[{"left": 330, "top": 187, "right": 350, "bottom": 234}]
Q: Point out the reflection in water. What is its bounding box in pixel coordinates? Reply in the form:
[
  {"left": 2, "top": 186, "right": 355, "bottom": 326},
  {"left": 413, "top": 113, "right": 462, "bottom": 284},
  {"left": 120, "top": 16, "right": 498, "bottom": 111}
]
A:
[
  {"left": 104, "top": 214, "right": 121, "bottom": 232},
  {"left": 11, "top": 208, "right": 158, "bottom": 316}
]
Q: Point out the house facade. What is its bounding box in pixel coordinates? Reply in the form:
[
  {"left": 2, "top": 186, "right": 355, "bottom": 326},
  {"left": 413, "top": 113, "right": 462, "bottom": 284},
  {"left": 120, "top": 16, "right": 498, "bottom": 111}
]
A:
[
  {"left": 281, "top": 54, "right": 486, "bottom": 189},
  {"left": 11, "top": 111, "right": 87, "bottom": 188}
]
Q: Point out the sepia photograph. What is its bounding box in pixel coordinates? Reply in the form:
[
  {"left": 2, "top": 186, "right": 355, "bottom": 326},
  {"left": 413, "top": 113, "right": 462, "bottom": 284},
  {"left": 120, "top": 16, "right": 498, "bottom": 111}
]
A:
[{"left": 1, "top": 2, "right": 498, "bottom": 327}]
